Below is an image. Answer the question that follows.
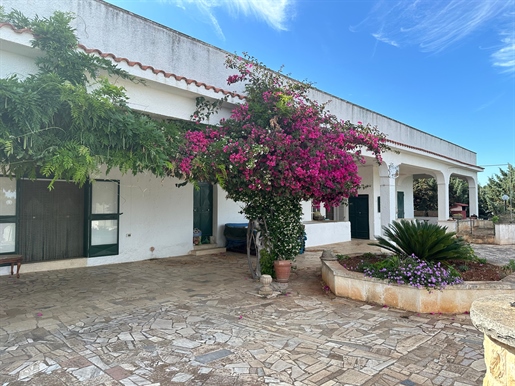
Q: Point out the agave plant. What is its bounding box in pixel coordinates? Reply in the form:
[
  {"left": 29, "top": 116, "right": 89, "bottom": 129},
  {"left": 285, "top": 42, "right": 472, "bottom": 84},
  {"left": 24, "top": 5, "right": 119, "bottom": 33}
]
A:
[{"left": 370, "top": 220, "right": 475, "bottom": 262}]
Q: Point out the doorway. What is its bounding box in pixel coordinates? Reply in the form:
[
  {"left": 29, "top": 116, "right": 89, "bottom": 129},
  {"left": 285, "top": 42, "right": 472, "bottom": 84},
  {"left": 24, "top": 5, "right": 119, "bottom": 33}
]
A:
[
  {"left": 193, "top": 182, "right": 213, "bottom": 243},
  {"left": 348, "top": 195, "right": 370, "bottom": 239}
]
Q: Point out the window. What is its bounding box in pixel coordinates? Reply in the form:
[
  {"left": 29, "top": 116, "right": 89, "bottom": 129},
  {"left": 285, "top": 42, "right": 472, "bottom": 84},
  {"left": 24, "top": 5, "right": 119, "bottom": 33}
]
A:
[
  {"left": 0, "top": 178, "right": 16, "bottom": 254},
  {"left": 87, "top": 180, "right": 120, "bottom": 257}
]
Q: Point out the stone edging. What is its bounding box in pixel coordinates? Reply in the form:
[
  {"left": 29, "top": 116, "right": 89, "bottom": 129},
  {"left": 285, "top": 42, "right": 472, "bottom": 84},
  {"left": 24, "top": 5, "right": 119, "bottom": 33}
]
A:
[
  {"left": 321, "top": 259, "right": 515, "bottom": 314},
  {"left": 470, "top": 294, "right": 515, "bottom": 347},
  {"left": 470, "top": 294, "right": 515, "bottom": 385}
]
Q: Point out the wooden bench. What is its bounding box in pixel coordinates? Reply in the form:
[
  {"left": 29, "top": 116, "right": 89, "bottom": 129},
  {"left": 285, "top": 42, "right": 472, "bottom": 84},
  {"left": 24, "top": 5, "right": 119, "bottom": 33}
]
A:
[{"left": 0, "top": 254, "right": 23, "bottom": 278}]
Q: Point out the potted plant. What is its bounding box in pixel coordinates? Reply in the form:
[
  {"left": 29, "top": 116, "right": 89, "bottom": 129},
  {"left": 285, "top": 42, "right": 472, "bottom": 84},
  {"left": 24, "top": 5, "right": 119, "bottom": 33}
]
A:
[
  {"left": 273, "top": 259, "right": 293, "bottom": 283},
  {"left": 312, "top": 211, "right": 325, "bottom": 221}
]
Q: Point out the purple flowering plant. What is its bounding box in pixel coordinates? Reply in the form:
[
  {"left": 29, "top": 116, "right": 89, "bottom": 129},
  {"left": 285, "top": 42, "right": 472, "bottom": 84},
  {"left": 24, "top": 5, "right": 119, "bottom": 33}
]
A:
[{"left": 362, "top": 254, "right": 463, "bottom": 291}]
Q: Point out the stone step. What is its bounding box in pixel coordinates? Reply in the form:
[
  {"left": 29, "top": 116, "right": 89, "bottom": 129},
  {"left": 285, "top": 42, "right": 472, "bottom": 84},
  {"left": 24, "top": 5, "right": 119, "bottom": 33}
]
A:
[
  {"left": 189, "top": 245, "right": 226, "bottom": 256},
  {"left": 459, "top": 233, "right": 495, "bottom": 244},
  {"left": 193, "top": 243, "right": 219, "bottom": 250},
  {"left": 468, "top": 239, "right": 496, "bottom": 244}
]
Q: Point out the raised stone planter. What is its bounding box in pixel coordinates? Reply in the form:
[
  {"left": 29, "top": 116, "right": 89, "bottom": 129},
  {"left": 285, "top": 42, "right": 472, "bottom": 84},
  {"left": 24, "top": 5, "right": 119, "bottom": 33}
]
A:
[
  {"left": 470, "top": 294, "right": 515, "bottom": 386},
  {"left": 321, "top": 259, "right": 515, "bottom": 314}
]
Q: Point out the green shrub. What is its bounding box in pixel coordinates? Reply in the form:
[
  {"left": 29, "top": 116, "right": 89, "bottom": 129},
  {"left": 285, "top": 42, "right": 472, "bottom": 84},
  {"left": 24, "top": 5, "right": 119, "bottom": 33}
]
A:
[
  {"left": 369, "top": 220, "right": 475, "bottom": 263},
  {"left": 259, "top": 249, "right": 275, "bottom": 277},
  {"left": 358, "top": 254, "right": 401, "bottom": 272},
  {"left": 504, "top": 259, "right": 515, "bottom": 273}
]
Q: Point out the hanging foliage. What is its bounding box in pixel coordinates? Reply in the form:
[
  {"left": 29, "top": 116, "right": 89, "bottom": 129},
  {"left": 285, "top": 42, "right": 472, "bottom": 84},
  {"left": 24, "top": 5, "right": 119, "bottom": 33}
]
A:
[{"left": 0, "top": 8, "right": 187, "bottom": 187}]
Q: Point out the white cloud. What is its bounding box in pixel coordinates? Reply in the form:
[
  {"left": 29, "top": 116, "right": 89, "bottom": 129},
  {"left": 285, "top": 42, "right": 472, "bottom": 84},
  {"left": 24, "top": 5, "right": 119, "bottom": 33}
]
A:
[
  {"left": 491, "top": 12, "right": 515, "bottom": 74},
  {"left": 354, "top": 0, "right": 515, "bottom": 72},
  {"left": 371, "top": 33, "right": 399, "bottom": 48},
  {"left": 159, "top": 0, "right": 293, "bottom": 40},
  {"left": 492, "top": 35, "right": 515, "bottom": 73}
]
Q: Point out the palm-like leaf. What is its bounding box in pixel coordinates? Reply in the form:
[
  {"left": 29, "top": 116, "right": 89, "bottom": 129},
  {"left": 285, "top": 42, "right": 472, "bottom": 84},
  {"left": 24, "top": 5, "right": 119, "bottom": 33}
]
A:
[{"left": 370, "top": 220, "right": 474, "bottom": 262}]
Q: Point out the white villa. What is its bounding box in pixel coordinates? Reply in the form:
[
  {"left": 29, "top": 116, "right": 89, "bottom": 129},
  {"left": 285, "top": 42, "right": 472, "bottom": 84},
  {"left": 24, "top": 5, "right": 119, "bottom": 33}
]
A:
[{"left": 0, "top": 0, "right": 482, "bottom": 275}]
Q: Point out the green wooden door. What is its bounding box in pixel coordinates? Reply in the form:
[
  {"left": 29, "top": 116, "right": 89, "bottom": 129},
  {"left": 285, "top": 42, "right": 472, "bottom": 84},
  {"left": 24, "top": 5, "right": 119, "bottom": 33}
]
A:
[
  {"left": 349, "top": 195, "right": 369, "bottom": 239},
  {"left": 193, "top": 182, "right": 213, "bottom": 243},
  {"left": 397, "top": 191, "right": 405, "bottom": 219}
]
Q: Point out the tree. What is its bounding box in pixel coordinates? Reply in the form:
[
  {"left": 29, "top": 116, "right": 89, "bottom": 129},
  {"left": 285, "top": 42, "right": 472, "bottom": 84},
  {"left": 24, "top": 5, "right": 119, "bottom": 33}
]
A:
[
  {"left": 171, "top": 54, "right": 389, "bottom": 277},
  {"left": 478, "top": 184, "right": 491, "bottom": 218},
  {"left": 413, "top": 178, "right": 437, "bottom": 214},
  {"left": 449, "top": 177, "right": 469, "bottom": 213},
  {"left": 413, "top": 177, "right": 469, "bottom": 216},
  {"left": 0, "top": 9, "right": 183, "bottom": 187},
  {"left": 479, "top": 164, "right": 514, "bottom": 220}
]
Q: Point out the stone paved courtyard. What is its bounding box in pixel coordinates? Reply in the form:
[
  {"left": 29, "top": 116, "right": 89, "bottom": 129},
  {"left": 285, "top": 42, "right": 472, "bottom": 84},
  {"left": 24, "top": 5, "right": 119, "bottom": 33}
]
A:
[{"left": 1, "top": 240, "right": 513, "bottom": 385}]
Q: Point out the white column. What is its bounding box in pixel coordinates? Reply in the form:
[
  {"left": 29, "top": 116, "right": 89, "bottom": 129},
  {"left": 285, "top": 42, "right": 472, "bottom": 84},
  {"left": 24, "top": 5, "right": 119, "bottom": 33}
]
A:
[
  {"left": 379, "top": 163, "right": 397, "bottom": 233},
  {"left": 436, "top": 172, "right": 450, "bottom": 221},
  {"left": 466, "top": 177, "right": 478, "bottom": 217}
]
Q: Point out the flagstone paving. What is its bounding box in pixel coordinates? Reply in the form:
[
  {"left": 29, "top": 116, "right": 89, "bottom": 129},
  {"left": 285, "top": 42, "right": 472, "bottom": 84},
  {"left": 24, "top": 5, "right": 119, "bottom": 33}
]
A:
[{"left": 0, "top": 240, "right": 509, "bottom": 385}]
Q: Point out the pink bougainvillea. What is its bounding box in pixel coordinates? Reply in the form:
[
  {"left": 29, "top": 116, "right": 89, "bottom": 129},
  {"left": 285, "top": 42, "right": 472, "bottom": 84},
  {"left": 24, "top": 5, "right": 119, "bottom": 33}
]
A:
[
  {"left": 171, "top": 53, "right": 388, "bottom": 266},
  {"left": 173, "top": 54, "right": 387, "bottom": 208}
]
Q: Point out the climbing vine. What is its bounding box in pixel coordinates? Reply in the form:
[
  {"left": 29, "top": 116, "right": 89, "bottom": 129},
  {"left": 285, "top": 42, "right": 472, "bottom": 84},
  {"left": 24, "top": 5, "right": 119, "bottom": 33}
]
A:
[{"left": 0, "top": 8, "right": 188, "bottom": 187}]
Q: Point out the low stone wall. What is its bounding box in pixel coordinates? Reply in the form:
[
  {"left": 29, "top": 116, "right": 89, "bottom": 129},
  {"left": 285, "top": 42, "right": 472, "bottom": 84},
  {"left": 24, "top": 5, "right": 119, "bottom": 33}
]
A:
[
  {"left": 470, "top": 294, "right": 515, "bottom": 385},
  {"left": 414, "top": 210, "right": 438, "bottom": 217},
  {"left": 495, "top": 223, "right": 515, "bottom": 245},
  {"left": 304, "top": 221, "right": 350, "bottom": 248},
  {"left": 439, "top": 220, "right": 457, "bottom": 232},
  {"left": 321, "top": 260, "right": 515, "bottom": 314}
]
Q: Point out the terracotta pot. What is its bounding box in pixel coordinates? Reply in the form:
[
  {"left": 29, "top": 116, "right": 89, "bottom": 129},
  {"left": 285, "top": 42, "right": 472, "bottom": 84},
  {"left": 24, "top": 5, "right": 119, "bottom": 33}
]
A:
[{"left": 274, "top": 260, "right": 292, "bottom": 283}]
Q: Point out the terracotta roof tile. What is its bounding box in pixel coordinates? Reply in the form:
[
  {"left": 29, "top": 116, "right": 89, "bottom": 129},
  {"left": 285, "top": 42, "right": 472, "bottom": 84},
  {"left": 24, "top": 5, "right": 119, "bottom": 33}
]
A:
[
  {"left": 0, "top": 22, "right": 32, "bottom": 34},
  {"left": 78, "top": 45, "right": 245, "bottom": 100}
]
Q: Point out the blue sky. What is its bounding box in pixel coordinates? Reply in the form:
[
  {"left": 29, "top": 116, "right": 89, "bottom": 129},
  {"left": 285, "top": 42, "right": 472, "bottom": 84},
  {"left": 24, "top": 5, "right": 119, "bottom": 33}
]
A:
[{"left": 105, "top": 0, "right": 515, "bottom": 185}]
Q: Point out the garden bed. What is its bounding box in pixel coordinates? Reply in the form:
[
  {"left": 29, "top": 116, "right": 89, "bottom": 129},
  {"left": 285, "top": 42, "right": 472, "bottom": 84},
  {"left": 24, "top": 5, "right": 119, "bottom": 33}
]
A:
[
  {"left": 339, "top": 254, "right": 509, "bottom": 282},
  {"left": 321, "top": 254, "right": 515, "bottom": 314}
]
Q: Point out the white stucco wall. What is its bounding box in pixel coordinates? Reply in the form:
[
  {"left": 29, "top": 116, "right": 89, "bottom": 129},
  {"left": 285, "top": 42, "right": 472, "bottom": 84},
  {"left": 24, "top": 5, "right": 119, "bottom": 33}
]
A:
[
  {"left": 111, "top": 61, "right": 238, "bottom": 123},
  {"left": 495, "top": 224, "right": 515, "bottom": 245},
  {"left": 304, "top": 222, "right": 351, "bottom": 247},
  {"left": 0, "top": 30, "right": 39, "bottom": 78},
  {"left": 104, "top": 169, "right": 194, "bottom": 262},
  {"left": 213, "top": 185, "right": 246, "bottom": 247}
]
